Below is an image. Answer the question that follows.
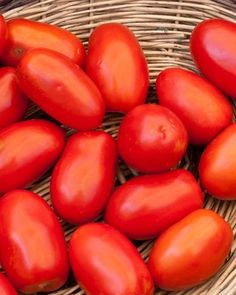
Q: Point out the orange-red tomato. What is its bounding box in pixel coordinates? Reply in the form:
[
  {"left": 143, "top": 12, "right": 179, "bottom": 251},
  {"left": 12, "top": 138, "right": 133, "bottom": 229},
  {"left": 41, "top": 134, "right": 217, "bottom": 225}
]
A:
[
  {"left": 0, "top": 273, "right": 17, "bottom": 295},
  {"left": 148, "top": 209, "right": 233, "bottom": 291},
  {"left": 0, "top": 15, "right": 7, "bottom": 56},
  {"left": 86, "top": 23, "right": 149, "bottom": 113},
  {"left": 1, "top": 18, "right": 85, "bottom": 67}
]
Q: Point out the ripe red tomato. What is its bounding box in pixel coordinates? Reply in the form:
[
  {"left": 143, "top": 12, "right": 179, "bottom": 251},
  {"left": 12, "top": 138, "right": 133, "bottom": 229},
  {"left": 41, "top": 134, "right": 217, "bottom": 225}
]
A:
[
  {"left": 191, "top": 19, "right": 236, "bottom": 98},
  {"left": 69, "top": 223, "right": 154, "bottom": 295},
  {"left": 118, "top": 104, "right": 188, "bottom": 173},
  {"left": 105, "top": 169, "right": 203, "bottom": 240},
  {"left": 156, "top": 68, "right": 233, "bottom": 145},
  {"left": 199, "top": 123, "right": 236, "bottom": 200},
  {"left": 148, "top": 209, "right": 233, "bottom": 291},
  {"left": 86, "top": 23, "right": 149, "bottom": 113},
  {"left": 0, "top": 67, "right": 28, "bottom": 129},
  {"left": 17, "top": 48, "right": 105, "bottom": 130},
  {"left": 1, "top": 18, "right": 85, "bottom": 67},
  {"left": 0, "top": 273, "right": 17, "bottom": 295},
  {"left": 51, "top": 131, "right": 117, "bottom": 224},
  {"left": 0, "top": 15, "right": 7, "bottom": 56},
  {"left": 0, "top": 119, "right": 65, "bottom": 194}
]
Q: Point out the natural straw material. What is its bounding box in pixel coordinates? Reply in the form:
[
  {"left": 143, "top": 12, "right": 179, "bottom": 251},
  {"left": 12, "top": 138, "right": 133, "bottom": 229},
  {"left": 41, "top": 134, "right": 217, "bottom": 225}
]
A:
[{"left": 1, "top": 0, "right": 236, "bottom": 294}]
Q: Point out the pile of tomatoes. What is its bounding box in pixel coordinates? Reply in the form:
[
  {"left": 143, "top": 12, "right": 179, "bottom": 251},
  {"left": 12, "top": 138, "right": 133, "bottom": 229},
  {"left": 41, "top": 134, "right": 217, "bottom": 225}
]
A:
[{"left": 0, "top": 12, "right": 235, "bottom": 295}]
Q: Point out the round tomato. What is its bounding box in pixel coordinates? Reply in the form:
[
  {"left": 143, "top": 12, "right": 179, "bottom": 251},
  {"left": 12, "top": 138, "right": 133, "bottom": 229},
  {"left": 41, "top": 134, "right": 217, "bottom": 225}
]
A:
[
  {"left": 0, "top": 190, "right": 69, "bottom": 293},
  {"left": 156, "top": 67, "right": 233, "bottom": 145},
  {"left": 1, "top": 18, "right": 85, "bottom": 67},
  {"left": 86, "top": 23, "right": 149, "bottom": 113},
  {"left": 0, "top": 15, "right": 7, "bottom": 56},
  {"left": 0, "top": 273, "right": 17, "bottom": 295},
  {"left": 69, "top": 223, "right": 154, "bottom": 295},
  {"left": 17, "top": 48, "right": 105, "bottom": 130},
  {"left": 117, "top": 104, "right": 188, "bottom": 173},
  {"left": 148, "top": 209, "right": 233, "bottom": 291}
]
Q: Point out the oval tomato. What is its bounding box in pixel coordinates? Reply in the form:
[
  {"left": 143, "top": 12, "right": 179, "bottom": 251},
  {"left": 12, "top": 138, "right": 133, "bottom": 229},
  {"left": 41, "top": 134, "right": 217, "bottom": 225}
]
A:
[
  {"left": 148, "top": 209, "right": 233, "bottom": 291},
  {"left": 0, "top": 273, "right": 17, "bottom": 295},
  {"left": 105, "top": 169, "right": 203, "bottom": 240},
  {"left": 0, "top": 119, "right": 65, "bottom": 194},
  {"left": 51, "top": 131, "right": 117, "bottom": 224},
  {"left": 1, "top": 18, "right": 85, "bottom": 67},
  {"left": 156, "top": 67, "right": 233, "bottom": 145},
  {"left": 17, "top": 48, "right": 105, "bottom": 130},
  {"left": 0, "top": 15, "right": 7, "bottom": 56},
  {"left": 69, "top": 223, "right": 154, "bottom": 295},
  {"left": 191, "top": 19, "right": 236, "bottom": 98},
  {"left": 86, "top": 23, "right": 149, "bottom": 113},
  {"left": 118, "top": 104, "right": 188, "bottom": 173}
]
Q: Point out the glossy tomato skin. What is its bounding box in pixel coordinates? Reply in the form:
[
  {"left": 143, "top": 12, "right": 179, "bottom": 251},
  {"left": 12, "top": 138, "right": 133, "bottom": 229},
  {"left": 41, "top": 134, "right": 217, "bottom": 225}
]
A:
[
  {"left": 17, "top": 48, "right": 105, "bottom": 130},
  {"left": 118, "top": 104, "right": 188, "bottom": 173},
  {"left": 105, "top": 169, "right": 203, "bottom": 240},
  {"left": 51, "top": 131, "right": 117, "bottom": 224},
  {"left": 0, "top": 273, "right": 17, "bottom": 295},
  {"left": 69, "top": 223, "right": 154, "bottom": 295},
  {"left": 0, "top": 119, "right": 65, "bottom": 194},
  {"left": 156, "top": 68, "right": 233, "bottom": 145},
  {"left": 0, "top": 15, "right": 7, "bottom": 56},
  {"left": 86, "top": 23, "right": 149, "bottom": 113},
  {"left": 1, "top": 18, "right": 85, "bottom": 67},
  {"left": 148, "top": 209, "right": 233, "bottom": 291},
  {"left": 191, "top": 19, "right": 236, "bottom": 98},
  {"left": 0, "top": 190, "right": 69, "bottom": 293}
]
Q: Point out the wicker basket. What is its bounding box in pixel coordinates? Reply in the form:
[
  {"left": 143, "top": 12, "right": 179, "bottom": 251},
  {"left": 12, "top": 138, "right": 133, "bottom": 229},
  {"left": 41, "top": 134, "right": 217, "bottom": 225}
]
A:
[{"left": 1, "top": 0, "right": 236, "bottom": 294}]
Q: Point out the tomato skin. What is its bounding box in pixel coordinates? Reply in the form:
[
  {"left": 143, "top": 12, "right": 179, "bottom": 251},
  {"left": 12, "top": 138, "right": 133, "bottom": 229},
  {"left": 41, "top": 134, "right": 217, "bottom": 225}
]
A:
[
  {"left": 86, "top": 23, "right": 149, "bottom": 113},
  {"left": 156, "top": 68, "right": 233, "bottom": 145},
  {"left": 17, "top": 48, "right": 105, "bottom": 130},
  {"left": 0, "top": 15, "right": 7, "bottom": 56},
  {"left": 0, "top": 119, "right": 65, "bottom": 194},
  {"left": 69, "top": 223, "right": 154, "bottom": 295},
  {"left": 105, "top": 169, "right": 203, "bottom": 240},
  {"left": 51, "top": 131, "right": 117, "bottom": 224},
  {"left": 0, "top": 273, "right": 17, "bottom": 295},
  {"left": 148, "top": 209, "right": 233, "bottom": 291},
  {"left": 1, "top": 18, "right": 85, "bottom": 67},
  {"left": 117, "top": 104, "right": 188, "bottom": 173},
  {"left": 191, "top": 19, "right": 236, "bottom": 98}
]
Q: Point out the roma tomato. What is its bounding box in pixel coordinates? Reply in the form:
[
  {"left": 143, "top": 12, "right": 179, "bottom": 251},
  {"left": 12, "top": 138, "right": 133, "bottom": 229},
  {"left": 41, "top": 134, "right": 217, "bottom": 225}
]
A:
[
  {"left": 118, "top": 104, "right": 188, "bottom": 173},
  {"left": 0, "top": 67, "right": 28, "bottom": 129},
  {"left": 0, "top": 273, "right": 17, "bottom": 295},
  {"left": 0, "top": 15, "right": 7, "bottom": 56},
  {"left": 191, "top": 19, "right": 236, "bottom": 98},
  {"left": 0, "top": 119, "right": 65, "bottom": 194},
  {"left": 69, "top": 223, "right": 154, "bottom": 295},
  {"left": 148, "top": 209, "right": 233, "bottom": 291},
  {"left": 105, "top": 169, "right": 203, "bottom": 240},
  {"left": 17, "top": 48, "right": 104, "bottom": 130},
  {"left": 0, "top": 190, "right": 69, "bottom": 293},
  {"left": 51, "top": 131, "right": 117, "bottom": 224},
  {"left": 1, "top": 18, "right": 85, "bottom": 67},
  {"left": 156, "top": 68, "right": 233, "bottom": 145},
  {"left": 199, "top": 123, "right": 236, "bottom": 200},
  {"left": 86, "top": 23, "right": 149, "bottom": 113}
]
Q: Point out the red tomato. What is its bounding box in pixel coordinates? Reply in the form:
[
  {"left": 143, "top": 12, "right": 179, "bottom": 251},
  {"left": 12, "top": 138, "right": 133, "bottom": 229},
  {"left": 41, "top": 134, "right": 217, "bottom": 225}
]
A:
[
  {"left": 0, "top": 15, "right": 7, "bottom": 56},
  {"left": 191, "top": 19, "right": 236, "bottom": 98},
  {"left": 117, "top": 104, "right": 188, "bottom": 173},
  {"left": 0, "top": 273, "right": 17, "bottom": 295},
  {"left": 0, "top": 67, "right": 28, "bottom": 129},
  {"left": 1, "top": 18, "right": 85, "bottom": 67},
  {"left": 0, "top": 119, "right": 65, "bottom": 194},
  {"left": 199, "top": 123, "right": 236, "bottom": 200},
  {"left": 156, "top": 68, "right": 233, "bottom": 145},
  {"left": 17, "top": 48, "right": 105, "bottom": 130},
  {"left": 148, "top": 209, "right": 233, "bottom": 291},
  {"left": 51, "top": 131, "right": 117, "bottom": 224},
  {"left": 105, "top": 169, "right": 203, "bottom": 240},
  {"left": 86, "top": 23, "right": 149, "bottom": 113},
  {"left": 69, "top": 223, "right": 154, "bottom": 295}
]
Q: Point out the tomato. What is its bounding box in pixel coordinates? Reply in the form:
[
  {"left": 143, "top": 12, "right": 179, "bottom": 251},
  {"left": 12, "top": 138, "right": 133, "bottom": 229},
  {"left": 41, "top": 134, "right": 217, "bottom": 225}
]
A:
[
  {"left": 1, "top": 18, "right": 85, "bottom": 67},
  {"left": 148, "top": 209, "right": 233, "bottom": 291},
  {"left": 69, "top": 223, "right": 154, "bottom": 295},
  {"left": 0, "top": 119, "right": 65, "bottom": 194},
  {"left": 17, "top": 48, "right": 105, "bottom": 130},
  {"left": 0, "top": 15, "right": 7, "bottom": 56},
  {"left": 0, "top": 273, "right": 17, "bottom": 295},
  {"left": 117, "top": 104, "right": 188, "bottom": 173},
  {"left": 51, "top": 131, "right": 117, "bottom": 224},
  {"left": 191, "top": 19, "right": 236, "bottom": 98},
  {"left": 86, "top": 23, "right": 149, "bottom": 113},
  {"left": 0, "top": 190, "right": 69, "bottom": 293},
  {"left": 156, "top": 68, "right": 233, "bottom": 145},
  {"left": 105, "top": 169, "right": 203, "bottom": 240}
]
